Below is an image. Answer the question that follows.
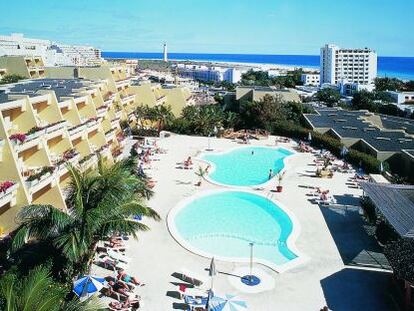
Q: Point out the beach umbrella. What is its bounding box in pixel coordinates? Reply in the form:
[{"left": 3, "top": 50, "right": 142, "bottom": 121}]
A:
[
  {"left": 209, "top": 294, "right": 247, "bottom": 311},
  {"left": 308, "top": 132, "right": 312, "bottom": 141},
  {"left": 73, "top": 275, "right": 106, "bottom": 301}
]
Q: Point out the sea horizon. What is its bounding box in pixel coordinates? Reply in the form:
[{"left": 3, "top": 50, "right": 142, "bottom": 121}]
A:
[{"left": 103, "top": 51, "right": 414, "bottom": 81}]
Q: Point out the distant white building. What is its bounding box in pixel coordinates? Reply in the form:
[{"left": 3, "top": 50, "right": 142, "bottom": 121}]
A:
[
  {"left": 0, "top": 33, "right": 102, "bottom": 67},
  {"left": 301, "top": 73, "right": 320, "bottom": 86},
  {"left": 338, "top": 80, "right": 375, "bottom": 96},
  {"left": 175, "top": 64, "right": 245, "bottom": 83},
  {"left": 386, "top": 91, "right": 414, "bottom": 104},
  {"left": 320, "top": 44, "right": 377, "bottom": 86}
]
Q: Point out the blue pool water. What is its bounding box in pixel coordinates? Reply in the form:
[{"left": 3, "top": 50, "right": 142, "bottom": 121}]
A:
[
  {"left": 202, "top": 147, "right": 292, "bottom": 186},
  {"left": 173, "top": 191, "right": 297, "bottom": 267}
]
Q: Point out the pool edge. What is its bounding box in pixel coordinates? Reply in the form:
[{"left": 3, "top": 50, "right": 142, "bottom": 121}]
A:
[{"left": 166, "top": 188, "right": 308, "bottom": 273}]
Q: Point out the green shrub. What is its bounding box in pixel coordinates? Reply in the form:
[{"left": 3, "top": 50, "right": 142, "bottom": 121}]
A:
[
  {"left": 345, "top": 149, "right": 381, "bottom": 174},
  {"left": 376, "top": 221, "right": 399, "bottom": 245}
]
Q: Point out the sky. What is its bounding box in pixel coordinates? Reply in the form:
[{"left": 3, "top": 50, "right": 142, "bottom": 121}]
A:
[{"left": 0, "top": 0, "right": 413, "bottom": 57}]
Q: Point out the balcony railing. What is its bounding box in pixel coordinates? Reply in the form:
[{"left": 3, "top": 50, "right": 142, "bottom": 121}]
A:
[
  {"left": 54, "top": 149, "right": 80, "bottom": 176},
  {"left": 115, "top": 110, "right": 122, "bottom": 119},
  {"left": 68, "top": 124, "right": 87, "bottom": 139},
  {"left": 79, "top": 154, "right": 98, "bottom": 170},
  {"left": 96, "top": 144, "right": 111, "bottom": 158},
  {"left": 111, "top": 118, "right": 120, "bottom": 128},
  {"left": 120, "top": 94, "right": 135, "bottom": 104},
  {"left": 0, "top": 182, "right": 19, "bottom": 208},
  {"left": 24, "top": 167, "right": 56, "bottom": 195},
  {"left": 45, "top": 121, "right": 68, "bottom": 139},
  {"left": 105, "top": 129, "right": 116, "bottom": 142},
  {"left": 9, "top": 131, "right": 43, "bottom": 153},
  {"left": 86, "top": 118, "right": 100, "bottom": 133},
  {"left": 96, "top": 105, "right": 109, "bottom": 118}
]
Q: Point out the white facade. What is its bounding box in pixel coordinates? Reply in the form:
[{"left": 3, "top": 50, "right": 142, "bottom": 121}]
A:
[
  {"left": 386, "top": 91, "right": 414, "bottom": 104},
  {"left": 320, "top": 44, "right": 377, "bottom": 86},
  {"left": 301, "top": 73, "right": 320, "bottom": 86},
  {"left": 175, "top": 64, "right": 244, "bottom": 83},
  {"left": 338, "top": 80, "right": 375, "bottom": 96},
  {"left": 0, "top": 33, "right": 102, "bottom": 67}
]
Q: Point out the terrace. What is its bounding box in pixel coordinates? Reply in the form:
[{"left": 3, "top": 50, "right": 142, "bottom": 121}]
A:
[
  {"left": 68, "top": 123, "right": 87, "bottom": 140},
  {"left": 54, "top": 149, "right": 81, "bottom": 176},
  {"left": 96, "top": 105, "right": 109, "bottom": 118},
  {"left": 0, "top": 181, "right": 19, "bottom": 208},
  {"left": 79, "top": 153, "right": 98, "bottom": 171},
  {"left": 24, "top": 166, "right": 57, "bottom": 196},
  {"left": 105, "top": 129, "right": 116, "bottom": 142}
]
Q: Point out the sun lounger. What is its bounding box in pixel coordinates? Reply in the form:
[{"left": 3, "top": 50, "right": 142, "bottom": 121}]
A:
[
  {"left": 184, "top": 295, "right": 208, "bottom": 306},
  {"left": 95, "top": 256, "right": 128, "bottom": 271},
  {"left": 108, "top": 249, "right": 131, "bottom": 263}
]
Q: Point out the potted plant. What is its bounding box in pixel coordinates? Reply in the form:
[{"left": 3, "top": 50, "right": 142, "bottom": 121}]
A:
[
  {"left": 195, "top": 166, "right": 206, "bottom": 187},
  {"left": 276, "top": 171, "right": 285, "bottom": 192}
]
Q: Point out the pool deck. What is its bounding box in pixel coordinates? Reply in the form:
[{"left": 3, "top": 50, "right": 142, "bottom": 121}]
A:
[{"left": 92, "top": 134, "right": 394, "bottom": 311}]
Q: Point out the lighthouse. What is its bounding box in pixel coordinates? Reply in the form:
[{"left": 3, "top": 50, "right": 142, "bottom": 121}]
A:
[{"left": 163, "top": 42, "right": 168, "bottom": 62}]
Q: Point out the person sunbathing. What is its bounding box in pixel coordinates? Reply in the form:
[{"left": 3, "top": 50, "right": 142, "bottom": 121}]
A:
[
  {"left": 117, "top": 269, "right": 145, "bottom": 286},
  {"left": 109, "top": 297, "right": 140, "bottom": 310},
  {"left": 109, "top": 237, "right": 125, "bottom": 247},
  {"left": 108, "top": 280, "right": 130, "bottom": 296}
]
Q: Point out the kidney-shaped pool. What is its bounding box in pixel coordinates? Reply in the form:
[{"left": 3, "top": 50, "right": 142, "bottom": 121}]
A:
[{"left": 168, "top": 190, "right": 302, "bottom": 272}]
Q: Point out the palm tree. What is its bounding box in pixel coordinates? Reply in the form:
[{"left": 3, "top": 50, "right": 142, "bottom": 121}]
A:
[
  {"left": 153, "top": 105, "right": 174, "bottom": 134},
  {"left": 12, "top": 158, "right": 160, "bottom": 266},
  {"left": 0, "top": 266, "right": 103, "bottom": 311}
]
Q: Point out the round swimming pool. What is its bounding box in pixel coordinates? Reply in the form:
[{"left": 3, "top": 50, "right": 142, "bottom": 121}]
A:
[
  {"left": 201, "top": 146, "right": 293, "bottom": 187},
  {"left": 168, "top": 190, "right": 300, "bottom": 271}
]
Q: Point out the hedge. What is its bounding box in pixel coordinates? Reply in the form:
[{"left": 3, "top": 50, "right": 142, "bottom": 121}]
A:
[{"left": 271, "top": 121, "right": 381, "bottom": 174}]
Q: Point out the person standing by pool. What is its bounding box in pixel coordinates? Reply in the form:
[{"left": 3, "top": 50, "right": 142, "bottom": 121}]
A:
[{"left": 268, "top": 169, "right": 273, "bottom": 180}]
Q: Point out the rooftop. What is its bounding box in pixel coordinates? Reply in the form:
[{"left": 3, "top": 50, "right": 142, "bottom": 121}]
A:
[
  {"left": 305, "top": 108, "right": 414, "bottom": 152},
  {"left": 0, "top": 78, "right": 98, "bottom": 103},
  {"left": 361, "top": 182, "right": 414, "bottom": 238}
]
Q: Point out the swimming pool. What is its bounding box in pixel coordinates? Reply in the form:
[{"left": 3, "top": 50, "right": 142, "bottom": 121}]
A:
[
  {"left": 201, "top": 146, "right": 293, "bottom": 187},
  {"left": 168, "top": 190, "right": 300, "bottom": 271}
]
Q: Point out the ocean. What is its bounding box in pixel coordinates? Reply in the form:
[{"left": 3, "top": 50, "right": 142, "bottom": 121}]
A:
[{"left": 102, "top": 52, "right": 414, "bottom": 81}]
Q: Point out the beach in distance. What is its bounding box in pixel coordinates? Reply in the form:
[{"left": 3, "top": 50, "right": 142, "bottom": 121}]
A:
[{"left": 103, "top": 51, "right": 414, "bottom": 80}]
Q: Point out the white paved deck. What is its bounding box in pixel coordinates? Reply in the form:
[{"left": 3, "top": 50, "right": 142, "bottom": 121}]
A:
[{"left": 93, "top": 134, "right": 393, "bottom": 311}]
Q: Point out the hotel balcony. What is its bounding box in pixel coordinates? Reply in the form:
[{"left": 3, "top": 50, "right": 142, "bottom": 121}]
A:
[
  {"left": 96, "top": 105, "right": 109, "bottom": 118},
  {"left": 0, "top": 182, "right": 19, "bottom": 208},
  {"left": 79, "top": 153, "right": 98, "bottom": 171},
  {"left": 120, "top": 94, "right": 135, "bottom": 105},
  {"left": 117, "top": 135, "right": 127, "bottom": 148},
  {"left": 111, "top": 146, "right": 124, "bottom": 162},
  {"left": 105, "top": 129, "right": 116, "bottom": 142},
  {"left": 110, "top": 117, "right": 121, "bottom": 129},
  {"left": 115, "top": 78, "right": 131, "bottom": 89},
  {"left": 9, "top": 131, "right": 43, "bottom": 154},
  {"left": 68, "top": 123, "right": 87, "bottom": 140},
  {"left": 53, "top": 149, "right": 81, "bottom": 177},
  {"left": 86, "top": 118, "right": 100, "bottom": 133},
  {"left": 24, "top": 166, "right": 57, "bottom": 196},
  {"left": 96, "top": 143, "right": 111, "bottom": 159},
  {"left": 115, "top": 110, "right": 123, "bottom": 119},
  {"left": 156, "top": 95, "right": 167, "bottom": 105},
  {"left": 44, "top": 121, "right": 68, "bottom": 140}
]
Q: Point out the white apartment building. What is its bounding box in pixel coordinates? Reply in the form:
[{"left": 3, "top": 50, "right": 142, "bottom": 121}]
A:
[
  {"left": 386, "top": 91, "right": 414, "bottom": 104},
  {"left": 0, "top": 33, "right": 102, "bottom": 67},
  {"left": 50, "top": 43, "right": 102, "bottom": 66},
  {"left": 320, "top": 44, "right": 377, "bottom": 86},
  {"left": 301, "top": 73, "right": 320, "bottom": 86},
  {"left": 175, "top": 64, "right": 244, "bottom": 83}
]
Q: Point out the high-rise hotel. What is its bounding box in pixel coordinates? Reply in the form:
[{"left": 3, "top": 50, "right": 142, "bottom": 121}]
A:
[{"left": 320, "top": 44, "right": 377, "bottom": 86}]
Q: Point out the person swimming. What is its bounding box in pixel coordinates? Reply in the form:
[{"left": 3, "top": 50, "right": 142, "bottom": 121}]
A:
[
  {"left": 251, "top": 150, "right": 254, "bottom": 155},
  {"left": 268, "top": 169, "right": 273, "bottom": 180}
]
